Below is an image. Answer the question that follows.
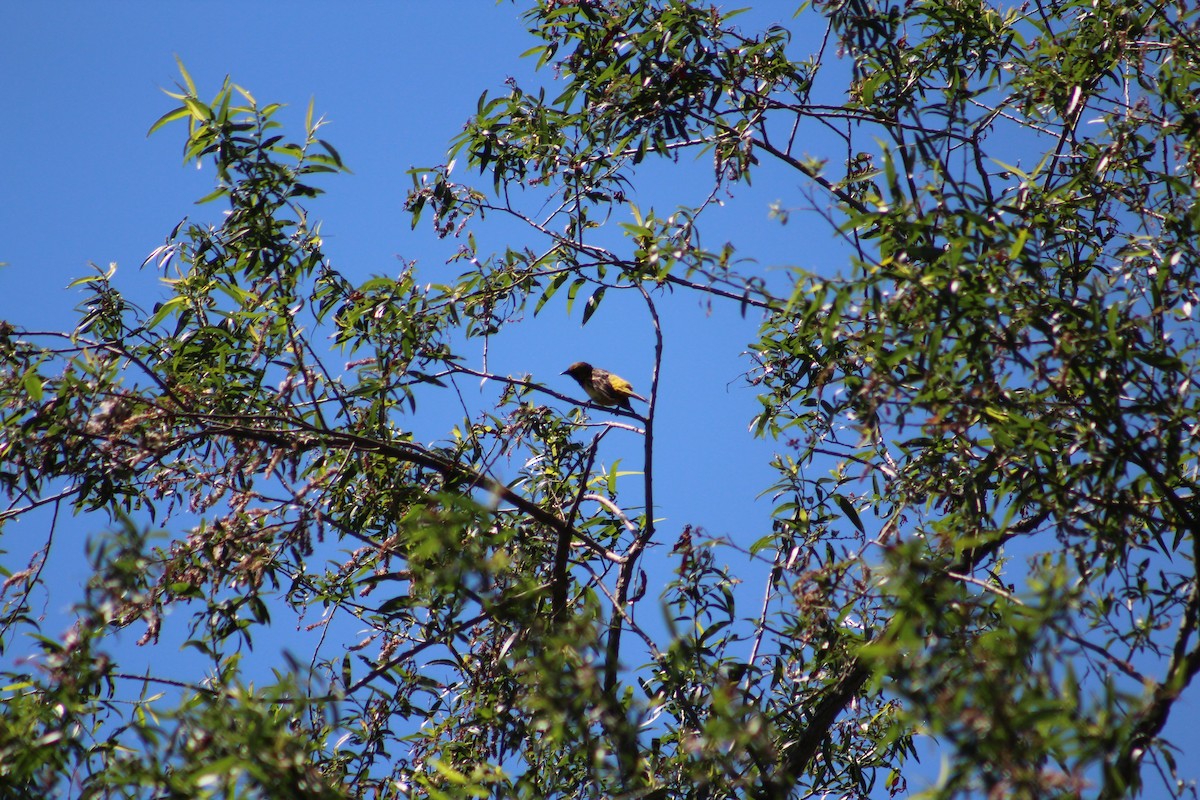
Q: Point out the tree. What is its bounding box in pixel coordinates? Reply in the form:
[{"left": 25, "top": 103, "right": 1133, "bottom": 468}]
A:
[{"left": 3, "top": 0, "right": 1200, "bottom": 797}]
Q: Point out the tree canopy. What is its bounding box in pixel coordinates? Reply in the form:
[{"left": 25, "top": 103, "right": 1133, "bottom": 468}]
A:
[{"left": 3, "top": 1, "right": 1200, "bottom": 798}]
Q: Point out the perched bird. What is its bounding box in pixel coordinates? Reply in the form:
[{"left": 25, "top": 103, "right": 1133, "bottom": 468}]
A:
[{"left": 561, "top": 361, "right": 646, "bottom": 412}]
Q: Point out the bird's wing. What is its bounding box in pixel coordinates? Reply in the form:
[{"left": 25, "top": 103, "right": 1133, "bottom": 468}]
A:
[{"left": 609, "top": 376, "right": 645, "bottom": 401}]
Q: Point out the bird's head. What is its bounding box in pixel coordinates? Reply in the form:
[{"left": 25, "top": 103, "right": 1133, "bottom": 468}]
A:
[{"left": 562, "top": 362, "right": 593, "bottom": 380}]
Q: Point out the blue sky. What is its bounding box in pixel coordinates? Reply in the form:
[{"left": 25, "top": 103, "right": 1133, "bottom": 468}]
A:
[{"left": 2, "top": 3, "right": 1197, "bottom": 797}]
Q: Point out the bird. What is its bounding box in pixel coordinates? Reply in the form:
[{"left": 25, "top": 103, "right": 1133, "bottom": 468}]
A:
[{"left": 561, "top": 361, "right": 646, "bottom": 412}]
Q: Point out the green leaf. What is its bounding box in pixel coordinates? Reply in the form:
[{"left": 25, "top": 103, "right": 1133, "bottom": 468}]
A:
[
  {"left": 182, "top": 96, "right": 212, "bottom": 122},
  {"left": 193, "top": 186, "right": 229, "bottom": 205},
  {"left": 833, "top": 493, "right": 864, "bottom": 535},
  {"left": 317, "top": 139, "right": 346, "bottom": 169},
  {"left": 581, "top": 286, "right": 605, "bottom": 325},
  {"left": 564, "top": 277, "right": 586, "bottom": 316},
  {"left": 146, "top": 296, "right": 189, "bottom": 329},
  {"left": 173, "top": 54, "right": 196, "bottom": 96},
  {"left": 535, "top": 272, "right": 571, "bottom": 317},
  {"left": 20, "top": 370, "right": 43, "bottom": 402},
  {"left": 146, "top": 105, "right": 191, "bottom": 137}
]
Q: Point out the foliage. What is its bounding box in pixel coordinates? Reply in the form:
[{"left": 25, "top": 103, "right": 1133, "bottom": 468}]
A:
[{"left": 4, "top": 2, "right": 1200, "bottom": 799}]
